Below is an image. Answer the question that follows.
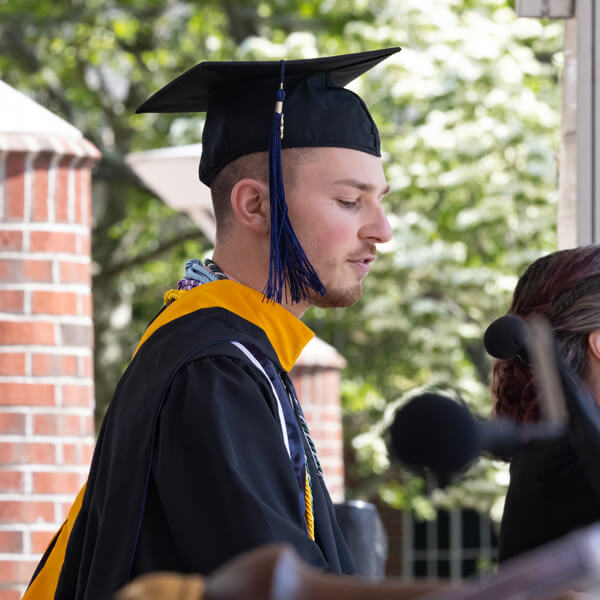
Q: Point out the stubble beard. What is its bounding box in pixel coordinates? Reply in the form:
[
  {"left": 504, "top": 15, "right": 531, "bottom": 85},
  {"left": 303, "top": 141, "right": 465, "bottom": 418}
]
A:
[
  {"left": 303, "top": 250, "right": 371, "bottom": 308},
  {"left": 308, "top": 279, "right": 363, "bottom": 308}
]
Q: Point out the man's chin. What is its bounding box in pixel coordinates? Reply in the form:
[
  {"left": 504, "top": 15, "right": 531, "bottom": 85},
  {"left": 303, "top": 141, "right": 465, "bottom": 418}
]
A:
[{"left": 309, "top": 283, "right": 363, "bottom": 308}]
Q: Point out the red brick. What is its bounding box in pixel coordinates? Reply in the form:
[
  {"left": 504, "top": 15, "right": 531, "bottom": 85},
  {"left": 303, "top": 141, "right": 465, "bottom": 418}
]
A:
[
  {"left": 0, "top": 500, "right": 54, "bottom": 523},
  {"left": 0, "top": 442, "right": 56, "bottom": 464},
  {"left": 80, "top": 293, "right": 93, "bottom": 316},
  {"left": 62, "top": 355, "right": 79, "bottom": 374},
  {"left": 24, "top": 260, "right": 53, "bottom": 282},
  {"left": 33, "top": 414, "right": 81, "bottom": 436},
  {"left": 55, "top": 190, "right": 68, "bottom": 224},
  {"left": 31, "top": 529, "right": 55, "bottom": 553},
  {"left": 79, "top": 356, "right": 93, "bottom": 378},
  {"left": 27, "top": 443, "right": 57, "bottom": 464},
  {"left": 0, "top": 290, "right": 24, "bottom": 313},
  {"left": 32, "top": 291, "right": 78, "bottom": 315},
  {"left": 60, "top": 323, "right": 92, "bottom": 347},
  {"left": 307, "top": 423, "right": 325, "bottom": 437},
  {"left": 33, "top": 471, "right": 81, "bottom": 494},
  {"left": 62, "top": 386, "right": 93, "bottom": 408},
  {"left": 0, "top": 413, "right": 25, "bottom": 435},
  {"left": 0, "top": 531, "right": 23, "bottom": 553},
  {"left": 0, "top": 353, "right": 25, "bottom": 376},
  {"left": 0, "top": 259, "right": 52, "bottom": 283},
  {"left": 54, "top": 157, "right": 73, "bottom": 223},
  {"left": 62, "top": 442, "right": 94, "bottom": 466},
  {"left": 72, "top": 167, "right": 92, "bottom": 228},
  {"left": 32, "top": 154, "right": 52, "bottom": 222},
  {"left": 0, "top": 321, "right": 54, "bottom": 345},
  {"left": 0, "top": 559, "right": 40, "bottom": 584},
  {"left": 318, "top": 446, "right": 342, "bottom": 458},
  {"left": 85, "top": 415, "right": 94, "bottom": 434},
  {"left": 5, "top": 154, "right": 25, "bottom": 221},
  {"left": 0, "top": 588, "right": 23, "bottom": 600},
  {"left": 0, "top": 470, "right": 24, "bottom": 492},
  {"left": 29, "top": 231, "right": 77, "bottom": 253},
  {"left": 0, "top": 441, "right": 29, "bottom": 463},
  {"left": 82, "top": 174, "right": 92, "bottom": 228},
  {"left": 0, "top": 383, "right": 55, "bottom": 406},
  {"left": 323, "top": 412, "right": 341, "bottom": 423},
  {"left": 328, "top": 464, "right": 345, "bottom": 478},
  {"left": 74, "top": 169, "right": 84, "bottom": 225},
  {"left": 78, "top": 233, "right": 91, "bottom": 255},
  {"left": 81, "top": 416, "right": 94, "bottom": 436},
  {"left": 310, "top": 375, "right": 320, "bottom": 407},
  {"left": 32, "top": 353, "right": 78, "bottom": 377},
  {"left": 59, "top": 261, "right": 89, "bottom": 284},
  {"left": 0, "top": 231, "right": 22, "bottom": 251},
  {"left": 74, "top": 171, "right": 82, "bottom": 224}
]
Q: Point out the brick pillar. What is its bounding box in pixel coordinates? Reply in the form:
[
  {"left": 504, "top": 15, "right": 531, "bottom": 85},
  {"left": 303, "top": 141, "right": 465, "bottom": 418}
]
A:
[
  {"left": 291, "top": 337, "right": 346, "bottom": 502},
  {"left": 0, "top": 96, "right": 100, "bottom": 597}
]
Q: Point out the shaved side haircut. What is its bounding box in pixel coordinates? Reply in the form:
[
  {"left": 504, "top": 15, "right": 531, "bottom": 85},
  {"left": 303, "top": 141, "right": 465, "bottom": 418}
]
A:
[{"left": 210, "top": 148, "right": 314, "bottom": 238}]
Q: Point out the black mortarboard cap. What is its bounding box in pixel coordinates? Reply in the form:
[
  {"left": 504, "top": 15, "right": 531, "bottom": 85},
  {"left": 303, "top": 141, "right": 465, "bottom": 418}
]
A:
[{"left": 137, "top": 47, "right": 400, "bottom": 304}]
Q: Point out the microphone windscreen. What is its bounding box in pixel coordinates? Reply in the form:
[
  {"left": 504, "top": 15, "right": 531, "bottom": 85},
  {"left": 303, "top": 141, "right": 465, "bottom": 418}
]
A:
[
  {"left": 389, "top": 393, "right": 480, "bottom": 479},
  {"left": 484, "top": 315, "right": 529, "bottom": 361}
]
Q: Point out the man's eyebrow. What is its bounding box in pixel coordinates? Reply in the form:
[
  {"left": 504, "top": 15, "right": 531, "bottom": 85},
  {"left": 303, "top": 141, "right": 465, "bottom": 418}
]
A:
[{"left": 332, "top": 178, "right": 390, "bottom": 196}]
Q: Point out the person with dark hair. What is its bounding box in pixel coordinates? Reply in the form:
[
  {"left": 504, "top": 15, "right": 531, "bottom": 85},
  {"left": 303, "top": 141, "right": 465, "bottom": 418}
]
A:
[{"left": 493, "top": 245, "right": 600, "bottom": 562}]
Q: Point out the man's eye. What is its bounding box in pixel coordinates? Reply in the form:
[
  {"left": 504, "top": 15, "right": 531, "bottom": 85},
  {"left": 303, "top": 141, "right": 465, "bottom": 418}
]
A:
[{"left": 337, "top": 199, "right": 358, "bottom": 208}]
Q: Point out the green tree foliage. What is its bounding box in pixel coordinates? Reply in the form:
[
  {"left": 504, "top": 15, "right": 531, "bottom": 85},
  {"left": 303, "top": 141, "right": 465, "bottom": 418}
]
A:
[{"left": 0, "top": 0, "right": 561, "bottom": 518}]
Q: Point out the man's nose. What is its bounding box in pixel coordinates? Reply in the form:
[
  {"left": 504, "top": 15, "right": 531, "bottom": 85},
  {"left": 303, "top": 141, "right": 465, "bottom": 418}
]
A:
[{"left": 360, "top": 204, "right": 392, "bottom": 244}]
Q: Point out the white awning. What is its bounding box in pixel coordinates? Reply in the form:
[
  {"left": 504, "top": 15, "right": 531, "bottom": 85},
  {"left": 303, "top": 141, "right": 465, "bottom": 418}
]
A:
[{"left": 125, "top": 144, "right": 215, "bottom": 243}]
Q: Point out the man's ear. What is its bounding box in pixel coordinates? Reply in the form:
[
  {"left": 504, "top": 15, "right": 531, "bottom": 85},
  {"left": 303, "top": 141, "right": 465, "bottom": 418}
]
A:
[
  {"left": 230, "top": 178, "right": 270, "bottom": 235},
  {"left": 589, "top": 331, "right": 600, "bottom": 362}
]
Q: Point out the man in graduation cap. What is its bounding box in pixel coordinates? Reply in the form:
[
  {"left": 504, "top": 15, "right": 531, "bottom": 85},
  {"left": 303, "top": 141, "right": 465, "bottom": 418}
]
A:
[{"left": 25, "top": 48, "right": 404, "bottom": 600}]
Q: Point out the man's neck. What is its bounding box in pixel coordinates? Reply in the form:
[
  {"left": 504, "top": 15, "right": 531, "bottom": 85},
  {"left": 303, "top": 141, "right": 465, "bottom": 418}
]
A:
[{"left": 210, "top": 252, "right": 309, "bottom": 319}]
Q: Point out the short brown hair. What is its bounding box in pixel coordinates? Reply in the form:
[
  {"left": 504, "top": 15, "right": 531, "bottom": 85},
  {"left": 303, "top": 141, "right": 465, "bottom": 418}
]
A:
[{"left": 210, "top": 148, "right": 314, "bottom": 237}]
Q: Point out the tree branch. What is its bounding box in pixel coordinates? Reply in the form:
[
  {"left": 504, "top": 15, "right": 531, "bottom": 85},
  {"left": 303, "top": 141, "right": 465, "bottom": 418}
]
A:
[
  {"left": 221, "top": 0, "right": 261, "bottom": 44},
  {"left": 0, "top": 26, "right": 76, "bottom": 123},
  {"left": 93, "top": 228, "right": 207, "bottom": 285}
]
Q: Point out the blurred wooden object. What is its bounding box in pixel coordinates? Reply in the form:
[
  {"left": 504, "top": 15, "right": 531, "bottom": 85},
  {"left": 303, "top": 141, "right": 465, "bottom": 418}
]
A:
[
  {"left": 117, "top": 520, "right": 600, "bottom": 599},
  {"left": 116, "top": 572, "right": 205, "bottom": 600},
  {"left": 116, "top": 544, "right": 444, "bottom": 600}
]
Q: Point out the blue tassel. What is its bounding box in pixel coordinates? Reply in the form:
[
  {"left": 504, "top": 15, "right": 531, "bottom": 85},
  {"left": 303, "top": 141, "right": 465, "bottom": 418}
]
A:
[{"left": 263, "top": 61, "right": 326, "bottom": 304}]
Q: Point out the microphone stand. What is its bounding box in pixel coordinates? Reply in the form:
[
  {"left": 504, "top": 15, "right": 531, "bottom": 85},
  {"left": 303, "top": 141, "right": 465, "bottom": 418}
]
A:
[
  {"left": 527, "top": 317, "right": 568, "bottom": 425},
  {"left": 526, "top": 317, "right": 600, "bottom": 504}
]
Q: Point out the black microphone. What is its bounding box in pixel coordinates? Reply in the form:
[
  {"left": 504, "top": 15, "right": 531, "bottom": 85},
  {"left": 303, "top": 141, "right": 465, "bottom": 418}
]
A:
[
  {"left": 484, "top": 314, "right": 530, "bottom": 363},
  {"left": 389, "top": 393, "right": 565, "bottom": 485}
]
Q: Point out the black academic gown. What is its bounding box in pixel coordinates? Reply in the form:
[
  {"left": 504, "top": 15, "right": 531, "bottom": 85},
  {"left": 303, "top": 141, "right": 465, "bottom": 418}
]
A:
[
  {"left": 499, "top": 434, "right": 600, "bottom": 562},
  {"left": 25, "top": 280, "right": 356, "bottom": 600}
]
